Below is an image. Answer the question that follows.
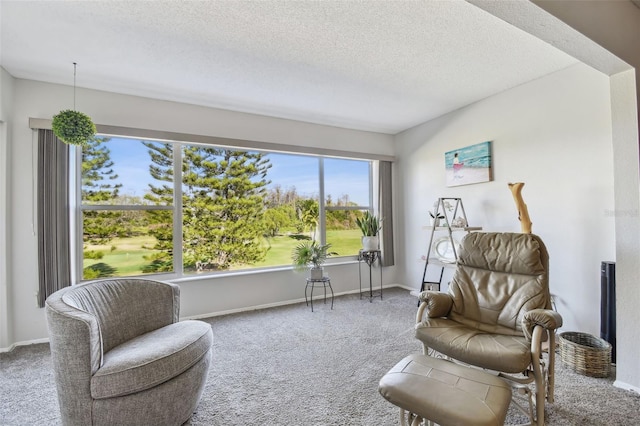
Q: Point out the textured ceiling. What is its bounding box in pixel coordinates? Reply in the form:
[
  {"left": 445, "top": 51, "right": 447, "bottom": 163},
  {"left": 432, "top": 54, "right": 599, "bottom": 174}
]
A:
[{"left": 0, "top": 0, "right": 578, "bottom": 134}]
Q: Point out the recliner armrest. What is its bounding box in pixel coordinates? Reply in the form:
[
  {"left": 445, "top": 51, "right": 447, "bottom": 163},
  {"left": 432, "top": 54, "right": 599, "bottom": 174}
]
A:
[
  {"left": 417, "top": 291, "right": 454, "bottom": 321},
  {"left": 522, "top": 309, "right": 563, "bottom": 341}
]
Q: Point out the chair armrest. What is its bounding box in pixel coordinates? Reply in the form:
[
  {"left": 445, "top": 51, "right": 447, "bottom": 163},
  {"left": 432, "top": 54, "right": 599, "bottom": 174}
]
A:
[
  {"left": 416, "top": 291, "right": 454, "bottom": 323},
  {"left": 522, "top": 309, "right": 563, "bottom": 341},
  {"left": 46, "top": 296, "right": 103, "bottom": 425}
]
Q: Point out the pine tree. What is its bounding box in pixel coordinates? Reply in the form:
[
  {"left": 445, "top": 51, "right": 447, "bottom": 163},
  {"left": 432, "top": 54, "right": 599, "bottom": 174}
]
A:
[
  {"left": 81, "top": 136, "right": 124, "bottom": 245},
  {"left": 141, "top": 141, "right": 174, "bottom": 273},
  {"left": 82, "top": 136, "right": 122, "bottom": 202},
  {"left": 183, "top": 147, "right": 271, "bottom": 270}
]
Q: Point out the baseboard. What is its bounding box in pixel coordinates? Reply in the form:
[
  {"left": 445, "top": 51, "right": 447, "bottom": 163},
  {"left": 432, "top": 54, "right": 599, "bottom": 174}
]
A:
[
  {"left": 4, "top": 287, "right": 638, "bottom": 400},
  {"left": 3, "top": 285, "right": 413, "bottom": 350},
  {"left": 393, "top": 284, "right": 416, "bottom": 292},
  {"left": 182, "top": 283, "right": 409, "bottom": 320},
  {"left": 613, "top": 380, "right": 640, "bottom": 394},
  {"left": 0, "top": 337, "right": 49, "bottom": 353}
]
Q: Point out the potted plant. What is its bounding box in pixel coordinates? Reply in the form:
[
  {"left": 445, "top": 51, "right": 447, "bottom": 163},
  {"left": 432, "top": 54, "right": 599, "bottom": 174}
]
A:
[
  {"left": 429, "top": 211, "right": 445, "bottom": 227},
  {"left": 52, "top": 109, "right": 96, "bottom": 146},
  {"left": 355, "top": 211, "right": 382, "bottom": 251},
  {"left": 430, "top": 199, "right": 453, "bottom": 227},
  {"left": 292, "top": 240, "right": 337, "bottom": 279},
  {"left": 52, "top": 64, "right": 96, "bottom": 146}
]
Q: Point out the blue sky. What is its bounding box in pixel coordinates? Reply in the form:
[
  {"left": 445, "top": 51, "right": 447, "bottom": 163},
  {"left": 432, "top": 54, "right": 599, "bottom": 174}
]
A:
[{"left": 99, "top": 137, "right": 371, "bottom": 206}]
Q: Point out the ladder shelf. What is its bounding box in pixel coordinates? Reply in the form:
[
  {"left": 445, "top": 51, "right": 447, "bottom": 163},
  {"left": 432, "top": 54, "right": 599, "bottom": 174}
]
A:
[{"left": 420, "top": 198, "right": 481, "bottom": 294}]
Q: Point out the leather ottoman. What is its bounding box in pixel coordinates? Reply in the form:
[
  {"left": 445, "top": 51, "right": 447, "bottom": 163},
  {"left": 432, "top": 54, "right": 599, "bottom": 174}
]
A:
[{"left": 379, "top": 354, "right": 512, "bottom": 426}]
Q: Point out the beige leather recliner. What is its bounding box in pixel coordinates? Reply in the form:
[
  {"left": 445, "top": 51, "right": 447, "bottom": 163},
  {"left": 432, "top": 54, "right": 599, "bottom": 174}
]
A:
[{"left": 415, "top": 232, "right": 562, "bottom": 424}]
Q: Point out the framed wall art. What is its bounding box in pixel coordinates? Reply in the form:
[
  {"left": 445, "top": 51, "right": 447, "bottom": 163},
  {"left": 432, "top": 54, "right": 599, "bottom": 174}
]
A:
[{"left": 445, "top": 141, "right": 492, "bottom": 187}]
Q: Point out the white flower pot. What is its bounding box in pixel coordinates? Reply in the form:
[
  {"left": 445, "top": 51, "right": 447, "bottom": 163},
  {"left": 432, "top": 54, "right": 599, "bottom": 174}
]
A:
[
  {"left": 362, "top": 236, "right": 379, "bottom": 251},
  {"left": 430, "top": 218, "right": 440, "bottom": 227},
  {"left": 309, "top": 267, "right": 324, "bottom": 280}
]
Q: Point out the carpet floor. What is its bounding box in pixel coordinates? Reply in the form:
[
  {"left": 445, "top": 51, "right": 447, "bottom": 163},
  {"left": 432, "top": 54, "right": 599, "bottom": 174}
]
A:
[{"left": 1, "top": 287, "right": 639, "bottom": 425}]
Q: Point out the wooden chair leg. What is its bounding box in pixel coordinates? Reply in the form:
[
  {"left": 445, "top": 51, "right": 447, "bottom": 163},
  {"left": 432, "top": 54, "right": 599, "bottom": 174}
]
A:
[{"left": 531, "top": 327, "right": 545, "bottom": 425}]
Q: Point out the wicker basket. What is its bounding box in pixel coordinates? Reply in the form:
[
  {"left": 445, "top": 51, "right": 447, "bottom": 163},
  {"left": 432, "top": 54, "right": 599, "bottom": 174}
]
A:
[{"left": 559, "top": 331, "right": 611, "bottom": 378}]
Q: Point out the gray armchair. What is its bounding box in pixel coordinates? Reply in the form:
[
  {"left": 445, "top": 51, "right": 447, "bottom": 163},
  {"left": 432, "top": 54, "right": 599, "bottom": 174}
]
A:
[
  {"left": 415, "top": 232, "right": 562, "bottom": 424},
  {"left": 45, "top": 278, "right": 213, "bottom": 426}
]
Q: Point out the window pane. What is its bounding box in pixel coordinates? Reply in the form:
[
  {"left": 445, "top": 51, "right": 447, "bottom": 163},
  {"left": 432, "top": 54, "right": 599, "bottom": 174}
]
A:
[
  {"left": 259, "top": 154, "right": 320, "bottom": 269},
  {"left": 324, "top": 158, "right": 370, "bottom": 207},
  {"left": 82, "top": 210, "right": 173, "bottom": 279},
  {"left": 82, "top": 137, "right": 173, "bottom": 205},
  {"left": 325, "top": 159, "right": 370, "bottom": 258},
  {"left": 325, "top": 209, "right": 367, "bottom": 257},
  {"left": 182, "top": 146, "right": 280, "bottom": 273}
]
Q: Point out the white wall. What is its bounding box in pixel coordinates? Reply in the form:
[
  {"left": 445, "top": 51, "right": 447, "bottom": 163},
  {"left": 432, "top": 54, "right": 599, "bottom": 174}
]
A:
[
  {"left": 609, "top": 69, "right": 640, "bottom": 391},
  {"left": 4, "top": 78, "right": 397, "bottom": 348},
  {"left": 0, "top": 68, "right": 15, "bottom": 349},
  {"left": 533, "top": 0, "right": 640, "bottom": 397},
  {"left": 512, "top": 0, "right": 640, "bottom": 393},
  {"left": 395, "top": 63, "right": 615, "bottom": 335}
]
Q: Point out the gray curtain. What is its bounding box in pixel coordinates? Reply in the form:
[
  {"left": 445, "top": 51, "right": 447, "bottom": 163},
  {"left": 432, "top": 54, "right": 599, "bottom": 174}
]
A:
[
  {"left": 378, "top": 160, "right": 394, "bottom": 266},
  {"left": 37, "top": 129, "right": 71, "bottom": 307}
]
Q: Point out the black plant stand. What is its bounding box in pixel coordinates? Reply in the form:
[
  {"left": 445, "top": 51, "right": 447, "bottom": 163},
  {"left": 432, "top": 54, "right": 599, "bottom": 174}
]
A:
[
  {"left": 358, "top": 249, "right": 382, "bottom": 302},
  {"left": 305, "top": 276, "right": 334, "bottom": 312}
]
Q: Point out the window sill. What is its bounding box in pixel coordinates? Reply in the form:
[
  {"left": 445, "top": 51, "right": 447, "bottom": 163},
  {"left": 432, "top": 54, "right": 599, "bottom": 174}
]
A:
[{"left": 170, "top": 257, "right": 361, "bottom": 284}]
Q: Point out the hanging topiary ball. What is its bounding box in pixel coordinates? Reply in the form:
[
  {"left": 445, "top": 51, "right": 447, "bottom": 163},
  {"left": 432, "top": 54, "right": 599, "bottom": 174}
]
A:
[{"left": 51, "top": 109, "right": 96, "bottom": 146}]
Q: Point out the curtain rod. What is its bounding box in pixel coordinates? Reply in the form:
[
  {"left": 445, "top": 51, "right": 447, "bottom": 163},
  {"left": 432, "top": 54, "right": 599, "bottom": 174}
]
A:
[{"left": 29, "top": 118, "right": 395, "bottom": 162}]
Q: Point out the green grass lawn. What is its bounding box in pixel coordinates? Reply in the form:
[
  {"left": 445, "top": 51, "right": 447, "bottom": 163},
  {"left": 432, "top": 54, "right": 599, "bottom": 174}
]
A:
[
  {"left": 84, "top": 229, "right": 364, "bottom": 277},
  {"left": 83, "top": 235, "right": 158, "bottom": 277},
  {"left": 247, "top": 229, "right": 362, "bottom": 269},
  {"left": 326, "top": 228, "right": 363, "bottom": 256}
]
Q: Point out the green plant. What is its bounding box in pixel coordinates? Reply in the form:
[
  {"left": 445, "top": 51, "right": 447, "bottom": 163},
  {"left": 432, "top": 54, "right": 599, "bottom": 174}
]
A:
[
  {"left": 83, "top": 250, "right": 104, "bottom": 260},
  {"left": 291, "top": 240, "right": 337, "bottom": 271},
  {"left": 355, "top": 211, "right": 381, "bottom": 237},
  {"left": 52, "top": 109, "right": 96, "bottom": 145}
]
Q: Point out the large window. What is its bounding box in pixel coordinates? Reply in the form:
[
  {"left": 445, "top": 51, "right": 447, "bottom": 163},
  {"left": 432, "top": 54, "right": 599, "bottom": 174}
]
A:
[{"left": 77, "top": 135, "right": 374, "bottom": 280}]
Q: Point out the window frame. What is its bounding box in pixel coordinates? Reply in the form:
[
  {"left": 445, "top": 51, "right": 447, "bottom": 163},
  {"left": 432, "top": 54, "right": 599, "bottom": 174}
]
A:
[
  {"left": 320, "top": 157, "right": 374, "bottom": 247},
  {"left": 75, "top": 137, "right": 182, "bottom": 280},
  {"left": 73, "top": 127, "right": 391, "bottom": 282}
]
